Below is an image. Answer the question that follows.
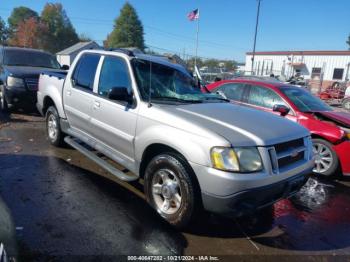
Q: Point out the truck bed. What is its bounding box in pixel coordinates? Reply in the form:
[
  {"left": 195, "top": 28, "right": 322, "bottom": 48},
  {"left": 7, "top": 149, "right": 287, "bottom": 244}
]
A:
[{"left": 37, "top": 71, "right": 68, "bottom": 118}]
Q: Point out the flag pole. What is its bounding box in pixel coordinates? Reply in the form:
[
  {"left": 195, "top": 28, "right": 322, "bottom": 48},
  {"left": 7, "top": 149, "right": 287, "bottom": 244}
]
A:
[{"left": 194, "top": 9, "right": 200, "bottom": 68}]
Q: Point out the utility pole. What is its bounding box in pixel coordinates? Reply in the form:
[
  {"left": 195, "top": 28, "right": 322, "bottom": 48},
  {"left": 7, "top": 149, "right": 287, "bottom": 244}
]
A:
[{"left": 251, "top": 0, "right": 261, "bottom": 74}]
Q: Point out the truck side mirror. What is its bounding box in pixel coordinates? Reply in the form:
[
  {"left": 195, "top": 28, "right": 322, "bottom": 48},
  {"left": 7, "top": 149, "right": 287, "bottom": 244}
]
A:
[
  {"left": 61, "top": 64, "right": 70, "bottom": 70},
  {"left": 273, "top": 104, "right": 290, "bottom": 116},
  {"left": 108, "top": 87, "right": 133, "bottom": 104}
]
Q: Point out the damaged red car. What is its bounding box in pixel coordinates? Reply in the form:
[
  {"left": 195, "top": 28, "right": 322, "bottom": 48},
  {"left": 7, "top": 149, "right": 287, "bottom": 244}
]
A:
[{"left": 207, "top": 79, "right": 350, "bottom": 177}]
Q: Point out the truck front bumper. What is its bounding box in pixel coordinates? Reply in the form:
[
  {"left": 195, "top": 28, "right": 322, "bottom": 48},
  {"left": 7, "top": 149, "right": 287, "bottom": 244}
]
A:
[
  {"left": 5, "top": 86, "right": 37, "bottom": 108},
  {"left": 201, "top": 172, "right": 309, "bottom": 216},
  {"left": 190, "top": 159, "right": 314, "bottom": 216}
]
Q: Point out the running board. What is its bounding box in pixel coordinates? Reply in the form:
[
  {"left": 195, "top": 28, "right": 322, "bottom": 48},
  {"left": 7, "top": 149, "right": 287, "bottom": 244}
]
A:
[{"left": 64, "top": 136, "right": 138, "bottom": 182}]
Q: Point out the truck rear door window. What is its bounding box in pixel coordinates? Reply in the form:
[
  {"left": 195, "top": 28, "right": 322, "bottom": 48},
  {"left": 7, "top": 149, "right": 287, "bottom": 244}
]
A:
[
  {"left": 72, "top": 54, "right": 100, "bottom": 91},
  {"left": 98, "top": 56, "right": 131, "bottom": 97}
]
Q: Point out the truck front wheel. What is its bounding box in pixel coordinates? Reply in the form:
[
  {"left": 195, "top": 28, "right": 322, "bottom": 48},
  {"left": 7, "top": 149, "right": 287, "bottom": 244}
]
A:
[
  {"left": 144, "top": 153, "right": 200, "bottom": 228},
  {"left": 46, "top": 106, "right": 64, "bottom": 147}
]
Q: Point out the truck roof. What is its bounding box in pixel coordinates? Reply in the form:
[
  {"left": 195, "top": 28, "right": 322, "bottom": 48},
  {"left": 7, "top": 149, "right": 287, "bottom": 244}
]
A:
[
  {"left": 2, "top": 46, "right": 51, "bottom": 55},
  {"left": 82, "top": 49, "right": 191, "bottom": 76}
]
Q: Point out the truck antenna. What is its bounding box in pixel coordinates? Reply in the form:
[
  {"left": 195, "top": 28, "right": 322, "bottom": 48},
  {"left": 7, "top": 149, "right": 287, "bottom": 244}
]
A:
[{"left": 148, "top": 61, "right": 153, "bottom": 107}]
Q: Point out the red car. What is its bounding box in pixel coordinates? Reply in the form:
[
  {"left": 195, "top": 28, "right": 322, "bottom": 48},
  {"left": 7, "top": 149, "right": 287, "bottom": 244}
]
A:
[{"left": 206, "top": 79, "right": 350, "bottom": 177}]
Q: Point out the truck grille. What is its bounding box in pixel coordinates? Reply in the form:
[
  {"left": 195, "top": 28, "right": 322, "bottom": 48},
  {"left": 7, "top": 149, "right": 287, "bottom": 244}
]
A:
[
  {"left": 25, "top": 78, "right": 39, "bottom": 91},
  {"left": 274, "top": 138, "right": 304, "bottom": 154},
  {"left": 268, "top": 138, "right": 308, "bottom": 174}
]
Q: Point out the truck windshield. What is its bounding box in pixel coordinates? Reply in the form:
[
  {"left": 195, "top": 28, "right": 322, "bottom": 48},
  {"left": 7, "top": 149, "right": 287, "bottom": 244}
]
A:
[
  {"left": 132, "top": 59, "right": 225, "bottom": 104},
  {"left": 280, "top": 86, "right": 332, "bottom": 112},
  {"left": 3, "top": 49, "right": 61, "bottom": 69}
]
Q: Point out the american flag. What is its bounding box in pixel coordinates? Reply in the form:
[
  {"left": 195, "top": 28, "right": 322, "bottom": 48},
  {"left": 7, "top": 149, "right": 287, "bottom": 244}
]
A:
[{"left": 187, "top": 9, "right": 199, "bottom": 21}]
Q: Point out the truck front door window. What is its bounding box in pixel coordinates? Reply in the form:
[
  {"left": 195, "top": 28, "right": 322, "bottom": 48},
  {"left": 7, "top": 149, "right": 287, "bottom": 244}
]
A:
[{"left": 98, "top": 56, "right": 131, "bottom": 97}]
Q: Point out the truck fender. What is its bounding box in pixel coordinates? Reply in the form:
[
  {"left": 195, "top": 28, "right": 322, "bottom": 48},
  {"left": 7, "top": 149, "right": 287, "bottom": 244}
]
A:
[
  {"left": 134, "top": 124, "right": 213, "bottom": 168},
  {"left": 42, "top": 85, "right": 66, "bottom": 119}
]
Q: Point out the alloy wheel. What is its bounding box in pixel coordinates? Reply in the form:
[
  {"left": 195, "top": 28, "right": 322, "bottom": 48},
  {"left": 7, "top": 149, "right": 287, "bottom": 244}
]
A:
[
  {"left": 47, "top": 114, "right": 58, "bottom": 141},
  {"left": 312, "top": 143, "right": 333, "bottom": 174},
  {"left": 344, "top": 100, "right": 350, "bottom": 110},
  {"left": 151, "top": 169, "right": 182, "bottom": 215}
]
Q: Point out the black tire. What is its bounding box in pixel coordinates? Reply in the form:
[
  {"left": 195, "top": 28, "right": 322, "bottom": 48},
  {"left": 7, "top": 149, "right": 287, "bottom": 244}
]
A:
[
  {"left": 46, "top": 106, "right": 64, "bottom": 147},
  {"left": 144, "top": 153, "right": 201, "bottom": 229},
  {"left": 0, "top": 86, "right": 9, "bottom": 112},
  {"left": 312, "top": 138, "right": 339, "bottom": 177},
  {"left": 342, "top": 98, "right": 350, "bottom": 111}
]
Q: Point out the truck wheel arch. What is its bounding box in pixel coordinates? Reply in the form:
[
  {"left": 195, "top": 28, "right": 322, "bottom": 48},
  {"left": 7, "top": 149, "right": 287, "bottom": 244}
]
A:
[
  {"left": 139, "top": 144, "right": 198, "bottom": 181},
  {"left": 139, "top": 143, "right": 203, "bottom": 208},
  {"left": 139, "top": 144, "right": 184, "bottom": 178},
  {"left": 43, "top": 96, "right": 56, "bottom": 116}
]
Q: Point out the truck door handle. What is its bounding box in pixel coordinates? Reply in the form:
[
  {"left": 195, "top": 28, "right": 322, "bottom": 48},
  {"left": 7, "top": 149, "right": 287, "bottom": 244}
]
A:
[
  {"left": 94, "top": 101, "right": 100, "bottom": 108},
  {"left": 67, "top": 90, "right": 71, "bottom": 96}
]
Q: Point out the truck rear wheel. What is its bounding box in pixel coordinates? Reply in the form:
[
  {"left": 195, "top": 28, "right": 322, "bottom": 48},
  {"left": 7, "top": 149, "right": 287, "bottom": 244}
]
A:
[
  {"left": 46, "top": 106, "right": 64, "bottom": 147},
  {"left": 144, "top": 153, "right": 200, "bottom": 228}
]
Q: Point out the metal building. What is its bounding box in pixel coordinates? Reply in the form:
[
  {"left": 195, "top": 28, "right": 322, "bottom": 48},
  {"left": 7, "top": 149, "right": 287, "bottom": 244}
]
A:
[{"left": 245, "top": 51, "right": 350, "bottom": 89}]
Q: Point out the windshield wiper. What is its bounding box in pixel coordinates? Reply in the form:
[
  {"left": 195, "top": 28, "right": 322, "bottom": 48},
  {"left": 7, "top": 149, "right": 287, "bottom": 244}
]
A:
[
  {"left": 151, "top": 96, "right": 203, "bottom": 103},
  {"left": 203, "top": 97, "right": 230, "bottom": 102},
  {"left": 5, "top": 63, "right": 30, "bottom": 67}
]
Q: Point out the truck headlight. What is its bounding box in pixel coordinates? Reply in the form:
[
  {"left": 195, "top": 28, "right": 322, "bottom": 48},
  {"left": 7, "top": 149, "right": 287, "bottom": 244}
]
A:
[
  {"left": 211, "top": 147, "right": 263, "bottom": 172},
  {"left": 7, "top": 76, "right": 24, "bottom": 87}
]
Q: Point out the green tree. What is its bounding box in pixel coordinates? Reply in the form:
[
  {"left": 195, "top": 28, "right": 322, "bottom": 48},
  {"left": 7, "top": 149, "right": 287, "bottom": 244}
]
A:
[
  {"left": 79, "top": 33, "right": 92, "bottom": 42},
  {"left": 41, "top": 3, "right": 79, "bottom": 53},
  {"left": 204, "top": 59, "right": 220, "bottom": 69},
  {"left": 347, "top": 34, "right": 350, "bottom": 50},
  {"left": 105, "top": 2, "right": 145, "bottom": 50},
  {"left": 223, "top": 60, "right": 237, "bottom": 71},
  {"left": 0, "top": 17, "right": 8, "bottom": 44},
  {"left": 8, "top": 7, "right": 38, "bottom": 35},
  {"left": 186, "top": 57, "right": 203, "bottom": 69}
]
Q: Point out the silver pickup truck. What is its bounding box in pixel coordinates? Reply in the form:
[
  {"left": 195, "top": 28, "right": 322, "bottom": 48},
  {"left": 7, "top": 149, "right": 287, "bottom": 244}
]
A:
[{"left": 37, "top": 49, "right": 314, "bottom": 228}]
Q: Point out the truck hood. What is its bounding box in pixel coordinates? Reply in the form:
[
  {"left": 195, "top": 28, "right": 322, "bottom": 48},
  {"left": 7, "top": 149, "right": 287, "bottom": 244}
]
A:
[
  {"left": 161, "top": 102, "right": 310, "bottom": 147},
  {"left": 313, "top": 111, "right": 350, "bottom": 128},
  {"left": 4, "top": 66, "right": 65, "bottom": 78}
]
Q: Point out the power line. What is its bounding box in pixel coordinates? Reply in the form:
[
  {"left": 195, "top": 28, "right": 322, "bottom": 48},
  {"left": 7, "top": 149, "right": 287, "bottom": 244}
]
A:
[
  {"left": 145, "top": 44, "right": 234, "bottom": 61},
  {"left": 0, "top": 7, "right": 245, "bottom": 58},
  {"left": 68, "top": 16, "right": 247, "bottom": 50}
]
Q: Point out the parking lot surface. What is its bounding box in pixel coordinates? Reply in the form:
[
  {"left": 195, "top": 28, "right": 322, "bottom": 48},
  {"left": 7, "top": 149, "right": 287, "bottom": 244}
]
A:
[{"left": 1, "top": 111, "right": 350, "bottom": 261}]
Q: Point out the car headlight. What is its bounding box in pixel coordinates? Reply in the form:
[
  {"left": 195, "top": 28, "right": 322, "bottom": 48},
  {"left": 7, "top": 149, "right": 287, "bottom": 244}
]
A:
[
  {"left": 211, "top": 147, "right": 263, "bottom": 172},
  {"left": 7, "top": 76, "right": 24, "bottom": 87}
]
